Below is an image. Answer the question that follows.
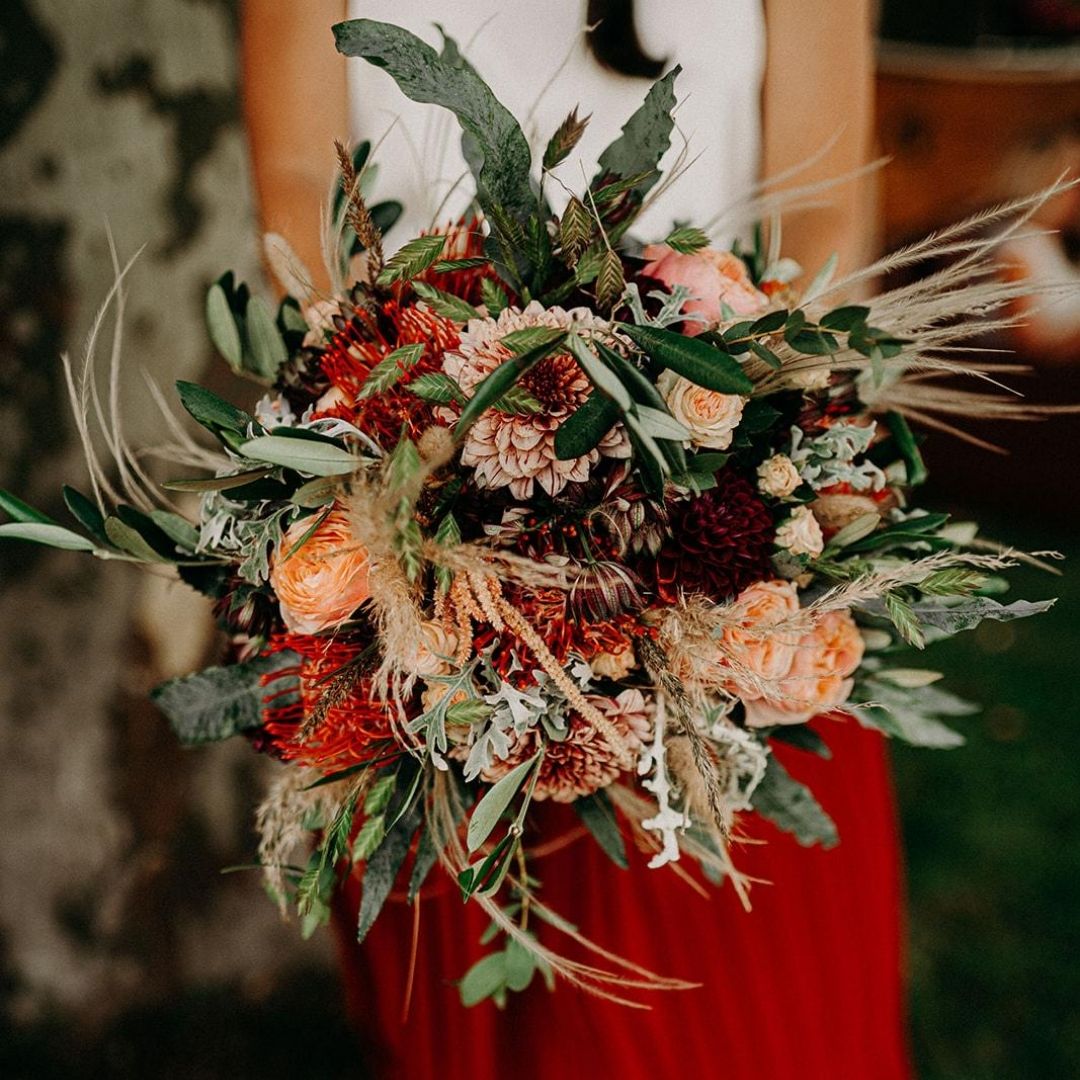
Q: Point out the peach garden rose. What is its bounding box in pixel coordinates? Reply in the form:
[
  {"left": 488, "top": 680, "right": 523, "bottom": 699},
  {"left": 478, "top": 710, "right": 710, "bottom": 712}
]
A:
[
  {"left": 269, "top": 508, "right": 371, "bottom": 635},
  {"left": 657, "top": 369, "right": 746, "bottom": 450},
  {"left": 743, "top": 609, "right": 865, "bottom": 728}
]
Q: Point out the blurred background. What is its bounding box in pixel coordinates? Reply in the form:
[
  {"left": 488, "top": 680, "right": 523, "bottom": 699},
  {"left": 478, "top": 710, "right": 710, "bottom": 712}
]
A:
[{"left": 0, "top": 2, "right": 1077, "bottom": 1077}]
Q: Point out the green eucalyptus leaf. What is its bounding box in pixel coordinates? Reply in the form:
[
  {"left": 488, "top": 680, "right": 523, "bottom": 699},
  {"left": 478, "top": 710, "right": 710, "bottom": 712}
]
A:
[
  {"left": 206, "top": 283, "right": 244, "bottom": 372},
  {"left": 0, "top": 489, "right": 55, "bottom": 525},
  {"left": 238, "top": 435, "right": 357, "bottom": 476},
  {"left": 0, "top": 522, "right": 96, "bottom": 552},
  {"left": 620, "top": 323, "right": 753, "bottom": 394},
  {"left": 459, "top": 952, "right": 507, "bottom": 1007},
  {"left": 245, "top": 295, "right": 288, "bottom": 380},
  {"left": 176, "top": 381, "right": 253, "bottom": 436},
  {"left": 467, "top": 754, "right": 538, "bottom": 853}
]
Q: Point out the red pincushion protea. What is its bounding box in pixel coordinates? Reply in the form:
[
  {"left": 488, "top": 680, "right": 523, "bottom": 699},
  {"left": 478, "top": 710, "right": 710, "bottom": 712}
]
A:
[
  {"left": 259, "top": 634, "right": 397, "bottom": 772},
  {"left": 315, "top": 300, "right": 460, "bottom": 447},
  {"left": 650, "top": 471, "right": 775, "bottom": 604}
]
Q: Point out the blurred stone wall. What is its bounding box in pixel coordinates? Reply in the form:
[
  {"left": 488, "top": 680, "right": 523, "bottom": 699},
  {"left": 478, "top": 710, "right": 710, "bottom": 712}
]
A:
[{"left": 0, "top": 0, "right": 340, "bottom": 1062}]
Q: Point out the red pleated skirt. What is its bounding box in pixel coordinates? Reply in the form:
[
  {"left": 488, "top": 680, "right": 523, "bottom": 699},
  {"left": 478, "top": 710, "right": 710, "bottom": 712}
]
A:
[{"left": 334, "top": 719, "right": 912, "bottom": 1080}]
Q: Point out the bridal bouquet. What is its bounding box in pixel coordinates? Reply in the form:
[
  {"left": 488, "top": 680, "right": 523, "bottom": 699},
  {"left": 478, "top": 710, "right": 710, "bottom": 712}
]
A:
[{"left": 1, "top": 19, "right": 1062, "bottom": 1006}]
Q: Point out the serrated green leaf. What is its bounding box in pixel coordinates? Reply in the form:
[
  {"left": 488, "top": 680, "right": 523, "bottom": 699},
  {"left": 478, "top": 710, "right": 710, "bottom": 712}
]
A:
[
  {"left": 206, "top": 283, "right": 243, "bottom": 372},
  {"left": 239, "top": 435, "right": 357, "bottom": 476},
  {"left": 492, "top": 385, "right": 544, "bottom": 415},
  {"left": 593, "top": 66, "right": 680, "bottom": 204},
  {"left": 151, "top": 652, "right": 298, "bottom": 745},
  {"left": 543, "top": 106, "right": 590, "bottom": 171},
  {"left": 620, "top": 323, "right": 753, "bottom": 394},
  {"left": 352, "top": 815, "right": 386, "bottom": 861},
  {"left": 500, "top": 326, "right": 566, "bottom": 354},
  {"left": 334, "top": 20, "right": 535, "bottom": 225},
  {"left": 432, "top": 257, "right": 491, "bottom": 272},
  {"left": 357, "top": 800, "right": 421, "bottom": 943},
  {"left": 884, "top": 592, "right": 926, "bottom": 649},
  {"left": 359, "top": 342, "right": 426, "bottom": 398},
  {"left": 455, "top": 336, "right": 565, "bottom": 437},
  {"left": 467, "top": 754, "right": 538, "bottom": 853},
  {"left": 480, "top": 276, "right": 508, "bottom": 315}
]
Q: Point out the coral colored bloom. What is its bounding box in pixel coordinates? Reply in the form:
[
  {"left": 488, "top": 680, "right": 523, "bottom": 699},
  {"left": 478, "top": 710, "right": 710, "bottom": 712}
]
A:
[
  {"left": 720, "top": 580, "right": 802, "bottom": 696},
  {"left": 743, "top": 610, "right": 865, "bottom": 727},
  {"left": 269, "top": 509, "right": 370, "bottom": 635},
  {"left": 641, "top": 244, "right": 768, "bottom": 335}
]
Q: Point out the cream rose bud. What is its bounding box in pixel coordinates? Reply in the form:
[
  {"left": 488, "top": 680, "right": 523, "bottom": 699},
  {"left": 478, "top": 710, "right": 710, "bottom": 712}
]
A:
[
  {"left": 656, "top": 370, "right": 746, "bottom": 450},
  {"left": 757, "top": 454, "right": 801, "bottom": 499},
  {"left": 775, "top": 505, "right": 824, "bottom": 558},
  {"left": 590, "top": 647, "right": 637, "bottom": 681}
]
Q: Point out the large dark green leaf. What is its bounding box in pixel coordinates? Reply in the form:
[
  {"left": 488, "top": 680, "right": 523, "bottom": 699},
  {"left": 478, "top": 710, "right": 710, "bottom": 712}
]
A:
[
  {"left": 455, "top": 335, "right": 565, "bottom": 436},
  {"left": 553, "top": 391, "right": 620, "bottom": 461},
  {"left": 751, "top": 755, "right": 837, "bottom": 848},
  {"left": 357, "top": 800, "right": 421, "bottom": 943},
  {"left": 333, "top": 19, "right": 534, "bottom": 223},
  {"left": 0, "top": 489, "right": 55, "bottom": 525},
  {"left": 575, "top": 791, "right": 628, "bottom": 869},
  {"left": 593, "top": 66, "right": 680, "bottom": 202},
  {"left": 620, "top": 323, "right": 753, "bottom": 394},
  {"left": 176, "top": 381, "right": 253, "bottom": 437},
  {"left": 151, "top": 652, "right": 299, "bottom": 746}
]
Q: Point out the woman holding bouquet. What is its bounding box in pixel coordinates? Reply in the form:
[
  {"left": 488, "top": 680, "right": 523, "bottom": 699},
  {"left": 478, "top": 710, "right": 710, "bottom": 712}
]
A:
[{"left": 241, "top": 2, "right": 909, "bottom": 1077}]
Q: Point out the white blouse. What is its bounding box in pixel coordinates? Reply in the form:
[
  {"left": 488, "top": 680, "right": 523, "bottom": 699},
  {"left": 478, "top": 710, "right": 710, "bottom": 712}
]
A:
[{"left": 345, "top": 1, "right": 765, "bottom": 243}]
